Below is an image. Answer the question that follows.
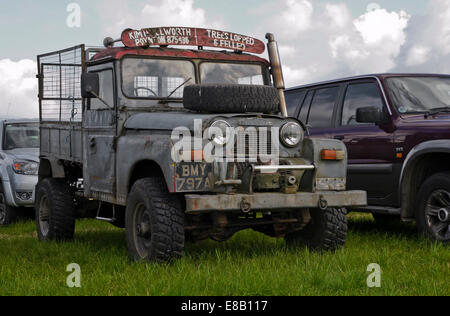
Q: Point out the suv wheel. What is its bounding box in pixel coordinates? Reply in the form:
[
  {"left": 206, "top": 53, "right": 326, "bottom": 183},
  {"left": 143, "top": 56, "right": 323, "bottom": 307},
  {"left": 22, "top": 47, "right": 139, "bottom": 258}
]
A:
[
  {"left": 417, "top": 173, "right": 450, "bottom": 243},
  {"left": 285, "top": 208, "right": 348, "bottom": 252},
  {"left": 0, "top": 185, "right": 20, "bottom": 226},
  {"left": 35, "top": 178, "right": 76, "bottom": 241},
  {"left": 125, "top": 178, "right": 185, "bottom": 262}
]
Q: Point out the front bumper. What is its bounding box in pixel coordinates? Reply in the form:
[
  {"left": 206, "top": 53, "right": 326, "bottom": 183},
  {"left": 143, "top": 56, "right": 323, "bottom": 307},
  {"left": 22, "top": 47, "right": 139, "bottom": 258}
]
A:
[{"left": 185, "top": 190, "right": 367, "bottom": 214}]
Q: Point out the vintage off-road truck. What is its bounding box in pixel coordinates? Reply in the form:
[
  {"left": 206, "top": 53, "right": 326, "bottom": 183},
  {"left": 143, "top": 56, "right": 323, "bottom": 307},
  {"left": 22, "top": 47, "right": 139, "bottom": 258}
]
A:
[{"left": 36, "top": 27, "right": 366, "bottom": 262}]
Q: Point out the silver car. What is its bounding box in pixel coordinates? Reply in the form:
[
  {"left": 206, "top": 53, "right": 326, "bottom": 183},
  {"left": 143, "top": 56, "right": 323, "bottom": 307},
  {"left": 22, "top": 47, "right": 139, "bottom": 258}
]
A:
[{"left": 0, "top": 120, "right": 39, "bottom": 225}]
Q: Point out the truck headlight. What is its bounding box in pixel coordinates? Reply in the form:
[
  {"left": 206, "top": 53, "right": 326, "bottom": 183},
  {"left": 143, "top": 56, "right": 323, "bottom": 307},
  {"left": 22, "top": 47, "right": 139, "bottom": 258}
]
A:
[
  {"left": 209, "top": 120, "right": 232, "bottom": 146},
  {"left": 280, "top": 122, "right": 304, "bottom": 147},
  {"left": 12, "top": 161, "right": 39, "bottom": 175}
]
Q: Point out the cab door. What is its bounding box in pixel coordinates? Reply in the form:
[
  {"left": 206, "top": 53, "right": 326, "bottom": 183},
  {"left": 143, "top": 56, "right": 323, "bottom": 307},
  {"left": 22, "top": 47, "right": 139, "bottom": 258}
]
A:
[
  {"left": 83, "top": 68, "right": 117, "bottom": 198},
  {"left": 332, "top": 80, "right": 396, "bottom": 206}
]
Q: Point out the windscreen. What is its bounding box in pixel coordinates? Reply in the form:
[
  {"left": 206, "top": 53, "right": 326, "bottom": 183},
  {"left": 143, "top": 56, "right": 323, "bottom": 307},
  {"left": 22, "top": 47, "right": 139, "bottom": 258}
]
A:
[
  {"left": 386, "top": 76, "right": 450, "bottom": 114},
  {"left": 3, "top": 123, "right": 40, "bottom": 150},
  {"left": 200, "top": 62, "right": 266, "bottom": 85},
  {"left": 122, "top": 58, "right": 195, "bottom": 99}
]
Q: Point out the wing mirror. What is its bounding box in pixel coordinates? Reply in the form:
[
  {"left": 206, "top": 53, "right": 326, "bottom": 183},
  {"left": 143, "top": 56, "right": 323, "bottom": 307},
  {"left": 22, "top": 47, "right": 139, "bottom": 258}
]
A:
[
  {"left": 81, "top": 73, "right": 99, "bottom": 98},
  {"left": 356, "top": 106, "right": 385, "bottom": 124}
]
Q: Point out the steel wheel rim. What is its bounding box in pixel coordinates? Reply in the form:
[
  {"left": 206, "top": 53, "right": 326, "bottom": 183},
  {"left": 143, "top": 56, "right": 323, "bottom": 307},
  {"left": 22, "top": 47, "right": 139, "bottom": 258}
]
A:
[
  {"left": 133, "top": 202, "right": 152, "bottom": 259},
  {"left": 0, "top": 193, "right": 6, "bottom": 225},
  {"left": 425, "top": 189, "right": 450, "bottom": 241},
  {"left": 39, "top": 195, "right": 50, "bottom": 237}
]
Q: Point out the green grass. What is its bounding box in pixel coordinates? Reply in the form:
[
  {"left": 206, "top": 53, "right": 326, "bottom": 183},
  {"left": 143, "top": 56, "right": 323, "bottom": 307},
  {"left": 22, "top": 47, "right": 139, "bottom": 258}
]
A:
[{"left": 0, "top": 213, "right": 448, "bottom": 296}]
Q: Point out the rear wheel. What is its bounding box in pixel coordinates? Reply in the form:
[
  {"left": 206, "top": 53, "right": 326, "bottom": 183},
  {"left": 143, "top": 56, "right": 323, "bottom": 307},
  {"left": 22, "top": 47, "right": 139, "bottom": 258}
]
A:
[
  {"left": 0, "top": 184, "right": 20, "bottom": 226},
  {"left": 35, "top": 178, "right": 76, "bottom": 241},
  {"left": 125, "top": 178, "right": 185, "bottom": 262},
  {"left": 286, "top": 208, "right": 348, "bottom": 252},
  {"left": 416, "top": 173, "right": 450, "bottom": 243}
]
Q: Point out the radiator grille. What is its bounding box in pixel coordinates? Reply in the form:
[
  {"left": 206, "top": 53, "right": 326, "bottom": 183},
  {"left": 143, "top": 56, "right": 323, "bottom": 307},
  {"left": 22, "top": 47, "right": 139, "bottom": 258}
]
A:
[{"left": 233, "top": 128, "right": 273, "bottom": 160}]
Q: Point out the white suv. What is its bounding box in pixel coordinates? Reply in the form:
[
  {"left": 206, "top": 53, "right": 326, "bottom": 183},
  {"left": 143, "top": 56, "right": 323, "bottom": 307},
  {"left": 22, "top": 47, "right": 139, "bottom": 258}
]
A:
[{"left": 0, "top": 120, "right": 39, "bottom": 225}]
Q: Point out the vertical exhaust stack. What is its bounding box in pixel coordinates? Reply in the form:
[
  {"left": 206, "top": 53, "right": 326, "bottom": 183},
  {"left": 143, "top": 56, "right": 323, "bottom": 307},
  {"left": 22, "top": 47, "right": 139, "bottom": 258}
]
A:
[{"left": 266, "top": 33, "right": 288, "bottom": 118}]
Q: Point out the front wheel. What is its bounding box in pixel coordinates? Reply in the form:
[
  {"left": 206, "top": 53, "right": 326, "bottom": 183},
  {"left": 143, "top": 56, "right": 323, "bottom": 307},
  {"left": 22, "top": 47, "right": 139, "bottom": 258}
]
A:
[
  {"left": 285, "top": 208, "right": 348, "bottom": 252},
  {"left": 416, "top": 173, "right": 450, "bottom": 243},
  {"left": 35, "top": 178, "right": 76, "bottom": 241},
  {"left": 125, "top": 178, "right": 185, "bottom": 262}
]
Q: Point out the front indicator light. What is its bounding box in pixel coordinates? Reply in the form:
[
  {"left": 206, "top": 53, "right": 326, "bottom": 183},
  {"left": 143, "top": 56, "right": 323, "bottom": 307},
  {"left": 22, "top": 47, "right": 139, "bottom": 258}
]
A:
[{"left": 321, "top": 150, "right": 346, "bottom": 161}]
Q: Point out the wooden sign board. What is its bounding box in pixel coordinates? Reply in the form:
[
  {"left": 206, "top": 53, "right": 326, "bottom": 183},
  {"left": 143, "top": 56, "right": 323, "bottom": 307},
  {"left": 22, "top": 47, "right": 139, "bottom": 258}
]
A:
[{"left": 121, "top": 27, "right": 265, "bottom": 54}]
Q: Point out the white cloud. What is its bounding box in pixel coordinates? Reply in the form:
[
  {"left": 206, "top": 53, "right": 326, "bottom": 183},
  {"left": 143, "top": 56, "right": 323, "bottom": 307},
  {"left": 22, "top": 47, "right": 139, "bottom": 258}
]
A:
[
  {"left": 102, "top": 0, "right": 224, "bottom": 37},
  {"left": 0, "top": 59, "right": 38, "bottom": 119},
  {"left": 263, "top": 0, "right": 410, "bottom": 86},
  {"left": 406, "top": 46, "right": 431, "bottom": 67},
  {"left": 394, "top": 0, "right": 450, "bottom": 73},
  {"left": 325, "top": 3, "right": 351, "bottom": 29},
  {"left": 4, "top": 0, "right": 444, "bottom": 117},
  {"left": 354, "top": 9, "right": 409, "bottom": 45},
  {"left": 280, "top": 0, "right": 314, "bottom": 33}
]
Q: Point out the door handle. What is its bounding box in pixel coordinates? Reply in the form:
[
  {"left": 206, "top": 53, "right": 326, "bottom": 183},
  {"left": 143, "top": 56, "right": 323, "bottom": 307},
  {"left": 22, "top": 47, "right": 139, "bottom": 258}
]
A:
[{"left": 334, "top": 135, "right": 345, "bottom": 141}]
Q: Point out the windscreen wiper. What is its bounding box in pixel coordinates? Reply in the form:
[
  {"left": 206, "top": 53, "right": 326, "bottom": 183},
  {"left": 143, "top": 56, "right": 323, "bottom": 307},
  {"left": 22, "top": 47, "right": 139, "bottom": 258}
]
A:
[
  {"left": 425, "top": 106, "right": 450, "bottom": 117},
  {"left": 158, "top": 77, "right": 192, "bottom": 104}
]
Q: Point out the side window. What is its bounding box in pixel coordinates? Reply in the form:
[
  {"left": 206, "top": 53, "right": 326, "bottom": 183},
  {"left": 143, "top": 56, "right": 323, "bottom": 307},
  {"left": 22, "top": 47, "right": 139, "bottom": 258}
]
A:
[
  {"left": 90, "top": 70, "right": 114, "bottom": 110},
  {"left": 308, "top": 87, "right": 340, "bottom": 128},
  {"left": 341, "top": 82, "right": 384, "bottom": 126},
  {"left": 298, "top": 90, "right": 313, "bottom": 123},
  {"left": 285, "top": 90, "right": 306, "bottom": 117}
]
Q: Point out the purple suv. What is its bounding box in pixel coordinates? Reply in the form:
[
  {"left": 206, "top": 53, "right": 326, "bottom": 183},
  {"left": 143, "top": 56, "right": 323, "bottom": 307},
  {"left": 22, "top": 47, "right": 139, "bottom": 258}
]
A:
[{"left": 285, "top": 74, "right": 450, "bottom": 243}]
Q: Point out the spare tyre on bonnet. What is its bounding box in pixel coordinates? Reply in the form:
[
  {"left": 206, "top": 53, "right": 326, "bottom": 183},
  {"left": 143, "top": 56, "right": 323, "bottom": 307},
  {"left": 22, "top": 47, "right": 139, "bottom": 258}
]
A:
[
  {"left": 184, "top": 84, "right": 281, "bottom": 114},
  {"left": 35, "top": 26, "right": 367, "bottom": 262}
]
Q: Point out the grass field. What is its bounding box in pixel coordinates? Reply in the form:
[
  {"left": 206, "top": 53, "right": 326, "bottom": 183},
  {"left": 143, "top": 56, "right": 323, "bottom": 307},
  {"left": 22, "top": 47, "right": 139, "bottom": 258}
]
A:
[{"left": 0, "top": 213, "right": 448, "bottom": 296}]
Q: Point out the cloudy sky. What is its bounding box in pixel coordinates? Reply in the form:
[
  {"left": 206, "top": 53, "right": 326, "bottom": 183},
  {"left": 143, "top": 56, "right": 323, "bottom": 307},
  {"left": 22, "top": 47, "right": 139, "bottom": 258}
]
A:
[{"left": 0, "top": 0, "right": 448, "bottom": 118}]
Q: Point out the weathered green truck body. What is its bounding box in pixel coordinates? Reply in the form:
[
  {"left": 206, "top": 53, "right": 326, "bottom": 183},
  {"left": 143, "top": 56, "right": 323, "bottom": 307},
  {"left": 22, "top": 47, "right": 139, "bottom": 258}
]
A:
[{"left": 35, "top": 27, "right": 366, "bottom": 262}]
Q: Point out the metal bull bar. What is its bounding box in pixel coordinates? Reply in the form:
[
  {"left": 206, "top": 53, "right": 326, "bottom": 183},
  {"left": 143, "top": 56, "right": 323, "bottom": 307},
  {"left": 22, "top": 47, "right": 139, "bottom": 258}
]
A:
[
  {"left": 253, "top": 165, "right": 316, "bottom": 173},
  {"left": 185, "top": 191, "right": 368, "bottom": 214}
]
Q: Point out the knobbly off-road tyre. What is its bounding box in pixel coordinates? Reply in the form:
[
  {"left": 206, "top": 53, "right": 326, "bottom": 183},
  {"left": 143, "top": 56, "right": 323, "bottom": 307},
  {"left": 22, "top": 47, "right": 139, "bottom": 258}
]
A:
[
  {"left": 35, "top": 178, "right": 76, "bottom": 241},
  {"left": 285, "top": 208, "right": 348, "bottom": 252},
  {"left": 125, "top": 178, "right": 185, "bottom": 262}
]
